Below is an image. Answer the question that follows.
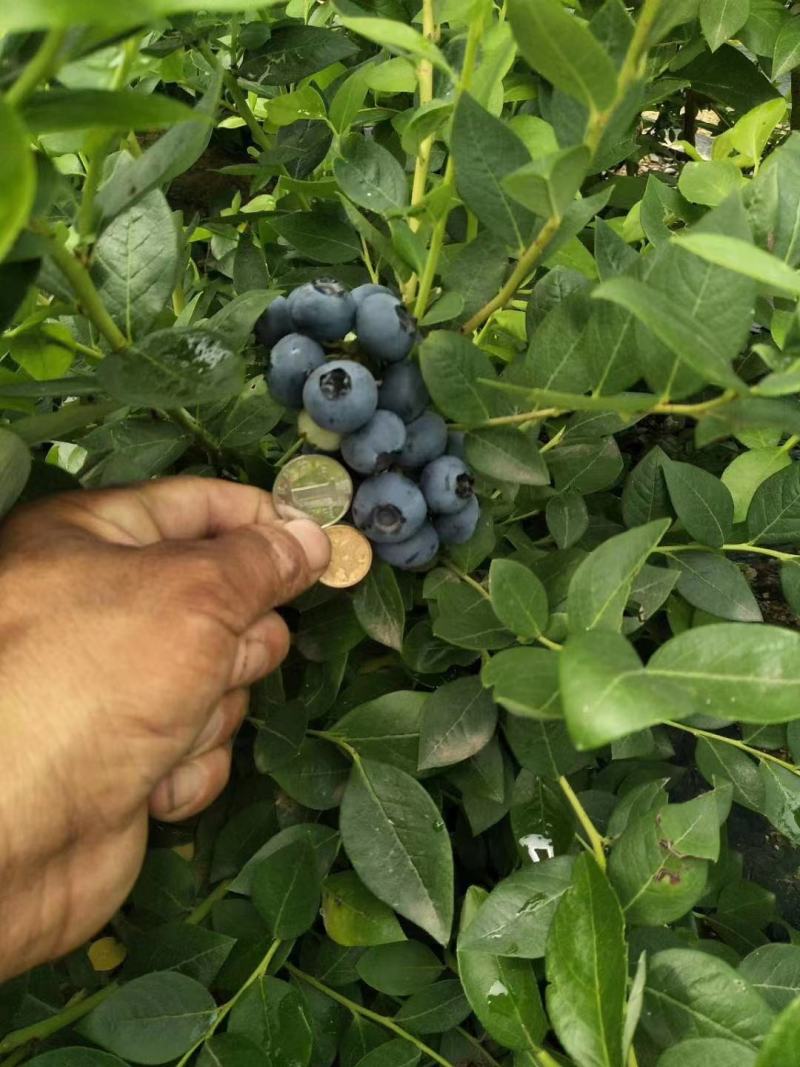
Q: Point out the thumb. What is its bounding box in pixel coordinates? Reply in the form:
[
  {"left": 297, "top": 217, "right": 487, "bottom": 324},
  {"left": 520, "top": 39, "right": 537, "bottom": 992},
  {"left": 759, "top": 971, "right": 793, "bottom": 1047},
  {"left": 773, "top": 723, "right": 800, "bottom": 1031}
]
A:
[{"left": 197, "top": 517, "right": 331, "bottom": 630}]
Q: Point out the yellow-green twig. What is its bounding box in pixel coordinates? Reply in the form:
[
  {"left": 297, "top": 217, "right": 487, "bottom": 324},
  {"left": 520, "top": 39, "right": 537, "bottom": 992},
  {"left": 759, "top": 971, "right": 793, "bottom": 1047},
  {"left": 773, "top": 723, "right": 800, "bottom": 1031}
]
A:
[{"left": 558, "top": 775, "right": 607, "bottom": 870}]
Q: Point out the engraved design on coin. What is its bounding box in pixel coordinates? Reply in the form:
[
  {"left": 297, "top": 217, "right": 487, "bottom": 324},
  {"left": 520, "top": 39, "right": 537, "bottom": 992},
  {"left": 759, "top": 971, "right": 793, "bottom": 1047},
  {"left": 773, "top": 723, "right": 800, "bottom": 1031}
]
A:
[{"left": 272, "top": 454, "right": 353, "bottom": 528}]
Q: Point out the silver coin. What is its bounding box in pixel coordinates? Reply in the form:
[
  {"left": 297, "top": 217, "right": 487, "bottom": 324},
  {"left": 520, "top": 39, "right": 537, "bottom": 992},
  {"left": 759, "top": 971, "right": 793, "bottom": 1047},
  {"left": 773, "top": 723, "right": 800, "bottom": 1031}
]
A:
[{"left": 272, "top": 454, "right": 353, "bottom": 528}]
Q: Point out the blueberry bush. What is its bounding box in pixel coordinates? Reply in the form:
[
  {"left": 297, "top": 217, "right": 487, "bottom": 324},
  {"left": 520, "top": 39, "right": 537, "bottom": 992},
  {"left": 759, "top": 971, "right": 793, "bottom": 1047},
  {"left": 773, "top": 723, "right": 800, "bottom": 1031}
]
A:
[{"left": 5, "top": 0, "right": 800, "bottom": 1064}]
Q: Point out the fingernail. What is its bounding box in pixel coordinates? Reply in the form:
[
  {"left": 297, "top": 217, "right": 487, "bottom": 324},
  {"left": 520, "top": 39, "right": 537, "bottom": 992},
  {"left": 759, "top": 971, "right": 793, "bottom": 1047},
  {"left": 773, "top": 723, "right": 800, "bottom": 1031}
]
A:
[
  {"left": 284, "top": 518, "right": 331, "bottom": 572},
  {"left": 166, "top": 760, "right": 206, "bottom": 814},
  {"left": 194, "top": 706, "right": 226, "bottom": 753}
]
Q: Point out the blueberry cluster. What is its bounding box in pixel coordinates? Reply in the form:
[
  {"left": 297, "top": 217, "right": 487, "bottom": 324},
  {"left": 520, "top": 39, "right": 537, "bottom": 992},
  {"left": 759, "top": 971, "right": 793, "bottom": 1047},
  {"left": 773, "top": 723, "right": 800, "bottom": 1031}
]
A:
[{"left": 257, "top": 279, "right": 480, "bottom": 571}]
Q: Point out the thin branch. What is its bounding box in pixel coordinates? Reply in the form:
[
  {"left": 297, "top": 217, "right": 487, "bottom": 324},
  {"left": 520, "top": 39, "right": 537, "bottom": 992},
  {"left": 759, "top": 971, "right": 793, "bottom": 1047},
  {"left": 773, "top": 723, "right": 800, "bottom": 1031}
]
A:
[{"left": 6, "top": 29, "right": 68, "bottom": 108}]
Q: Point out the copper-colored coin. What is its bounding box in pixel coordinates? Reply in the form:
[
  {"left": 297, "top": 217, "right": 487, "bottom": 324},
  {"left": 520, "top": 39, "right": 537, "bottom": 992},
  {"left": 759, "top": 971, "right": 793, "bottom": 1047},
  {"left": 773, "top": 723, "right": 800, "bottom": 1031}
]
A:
[{"left": 320, "top": 525, "right": 373, "bottom": 589}]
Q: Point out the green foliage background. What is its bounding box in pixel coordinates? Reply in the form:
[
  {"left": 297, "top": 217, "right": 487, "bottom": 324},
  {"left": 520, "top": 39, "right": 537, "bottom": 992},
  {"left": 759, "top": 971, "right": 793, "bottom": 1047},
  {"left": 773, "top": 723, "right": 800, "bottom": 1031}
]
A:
[{"left": 5, "top": 0, "right": 800, "bottom": 1064}]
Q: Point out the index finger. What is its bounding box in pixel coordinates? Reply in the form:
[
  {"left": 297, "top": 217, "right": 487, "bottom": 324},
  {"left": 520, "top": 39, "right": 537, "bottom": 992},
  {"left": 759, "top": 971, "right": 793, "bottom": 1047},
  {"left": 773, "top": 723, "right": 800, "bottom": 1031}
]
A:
[{"left": 20, "top": 477, "right": 281, "bottom": 547}]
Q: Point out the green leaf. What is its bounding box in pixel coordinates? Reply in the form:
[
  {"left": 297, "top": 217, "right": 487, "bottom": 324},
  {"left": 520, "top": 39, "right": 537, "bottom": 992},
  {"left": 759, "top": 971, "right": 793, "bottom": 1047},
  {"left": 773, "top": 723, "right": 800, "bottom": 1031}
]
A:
[
  {"left": 340, "top": 759, "right": 454, "bottom": 945},
  {"left": 251, "top": 839, "right": 321, "bottom": 939},
  {"left": 451, "top": 93, "right": 534, "bottom": 249},
  {"left": 547, "top": 436, "right": 625, "bottom": 495},
  {"left": 671, "top": 551, "right": 762, "bottom": 622},
  {"left": 229, "top": 824, "right": 340, "bottom": 895},
  {"left": 649, "top": 623, "right": 800, "bottom": 724},
  {"left": 0, "top": 429, "right": 31, "bottom": 517},
  {"left": 98, "top": 328, "right": 243, "bottom": 409},
  {"left": 228, "top": 976, "right": 313, "bottom": 1066},
  {"left": 121, "top": 923, "right": 234, "bottom": 986},
  {"left": 759, "top": 762, "right": 800, "bottom": 845},
  {"left": 464, "top": 427, "right": 549, "bottom": 486},
  {"left": 504, "top": 146, "right": 591, "bottom": 219},
  {"left": 393, "top": 981, "right": 471, "bottom": 1035},
  {"left": 756, "top": 996, "right": 800, "bottom": 1066},
  {"left": 353, "top": 562, "right": 405, "bottom": 652},
  {"left": 270, "top": 738, "right": 350, "bottom": 811},
  {"left": 27, "top": 1053, "right": 129, "bottom": 1066},
  {"left": 482, "top": 648, "right": 562, "bottom": 719},
  {"left": 353, "top": 1040, "right": 420, "bottom": 1067},
  {"left": 747, "top": 463, "right": 800, "bottom": 544},
  {"left": 505, "top": 718, "right": 585, "bottom": 779},
  {"left": 0, "top": 97, "right": 36, "bottom": 263},
  {"left": 622, "top": 449, "right": 671, "bottom": 531},
  {"left": 678, "top": 160, "right": 744, "bottom": 206},
  {"left": 196, "top": 1035, "right": 271, "bottom": 1066},
  {"left": 322, "top": 870, "right": 406, "bottom": 947},
  {"left": 696, "top": 736, "right": 765, "bottom": 812},
  {"left": 567, "top": 518, "right": 671, "bottom": 632},
  {"left": 561, "top": 630, "right": 695, "bottom": 750},
  {"left": 78, "top": 972, "right": 216, "bottom": 1064},
  {"left": 356, "top": 941, "right": 443, "bottom": 996},
  {"left": 457, "top": 886, "right": 547, "bottom": 1052},
  {"left": 337, "top": 17, "right": 453, "bottom": 76},
  {"left": 722, "top": 448, "right": 792, "bottom": 523},
  {"left": 420, "top": 331, "right": 496, "bottom": 423},
  {"left": 334, "top": 137, "right": 408, "bottom": 214},
  {"left": 507, "top": 0, "right": 618, "bottom": 110},
  {"left": 661, "top": 456, "right": 738, "bottom": 546},
  {"left": 700, "top": 0, "right": 751, "bottom": 52},
  {"left": 418, "top": 676, "right": 497, "bottom": 772},
  {"left": 204, "top": 292, "right": 274, "bottom": 354},
  {"left": 593, "top": 276, "right": 742, "bottom": 390},
  {"left": 642, "top": 949, "right": 774, "bottom": 1051},
  {"left": 269, "top": 211, "right": 361, "bottom": 264},
  {"left": 432, "top": 584, "right": 514, "bottom": 651},
  {"left": 1, "top": 0, "right": 273, "bottom": 30},
  {"left": 458, "top": 856, "right": 575, "bottom": 957},
  {"left": 247, "top": 25, "right": 358, "bottom": 83},
  {"left": 330, "top": 68, "right": 369, "bottom": 134},
  {"left": 658, "top": 1039, "right": 757, "bottom": 1067},
  {"left": 91, "top": 189, "right": 179, "bottom": 340},
  {"left": 739, "top": 944, "right": 800, "bottom": 1011},
  {"left": 546, "top": 491, "right": 589, "bottom": 549},
  {"left": 773, "top": 17, "right": 800, "bottom": 79},
  {"left": 546, "top": 854, "right": 627, "bottom": 1067},
  {"left": 97, "top": 66, "right": 222, "bottom": 221},
  {"left": 658, "top": 789, "right": 724, "bottom": 862},
  {"left": 609, "top": 810, "right": 710, "bottom": 925},
  {"left": 253, "top": 703, "right": 306, "bottom": 775},
  {"left": 22, "top": 89, "right": 201, "bottom": 133},
  {"left": 522, "top": 291, "right": 594, "bottom": 394},
  {"left": 673, "top": 232, "right": 800, "bottom": 297},
  {"left": 489, "top": 559, "right": 549, "bottom": 640},
  {"left": 330, "top": 692, "right": 426, "bottom": 776}
]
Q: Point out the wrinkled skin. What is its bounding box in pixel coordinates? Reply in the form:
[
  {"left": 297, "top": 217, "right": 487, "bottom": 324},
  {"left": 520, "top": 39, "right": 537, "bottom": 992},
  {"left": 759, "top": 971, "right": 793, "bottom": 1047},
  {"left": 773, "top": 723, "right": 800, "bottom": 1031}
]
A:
[{"left": 0, "top": 477, "right": 329, "bottom": 980}]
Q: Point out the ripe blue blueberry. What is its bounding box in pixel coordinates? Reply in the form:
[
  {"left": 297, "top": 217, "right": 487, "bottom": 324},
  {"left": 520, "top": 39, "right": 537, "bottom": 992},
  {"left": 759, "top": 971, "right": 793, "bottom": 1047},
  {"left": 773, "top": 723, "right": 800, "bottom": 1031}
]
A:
[
  {"left": 352, "top": 283, "right": 394, "bottom": 308},
  {"left": 435, "top": 495, "right": 480, "bottom": 545},
  {"left": 352, "top": 471, "right": 427, "bottom": 544},
  {"left": 420, "top": 455, "right": 475, "bottom": 515},
  {"left": 398, "top": 410, "right": 447, "bottom": 469},
  {"left": 356, "top": 292, "right": 418, "bottom": 363},
  {"left": 375, "top": 523, "right": 440, "bottom": 571},
  {"left": 302, "top": 359, "right": 378, "bottom": 433},
  {"left": 267, "top": 333, "right": 326, "bottom": 409},
  {"left": 255, "top": 295, "right": 293, "bottom": 349},
  {"left": 289, "top": 279, "right": 356, "bottom": 342},
  {"left": 378, "top": 361, "right": 429, "bottom": 424},
  {"left": 341, "top": 410, "right": 407, "bottom": 475}
]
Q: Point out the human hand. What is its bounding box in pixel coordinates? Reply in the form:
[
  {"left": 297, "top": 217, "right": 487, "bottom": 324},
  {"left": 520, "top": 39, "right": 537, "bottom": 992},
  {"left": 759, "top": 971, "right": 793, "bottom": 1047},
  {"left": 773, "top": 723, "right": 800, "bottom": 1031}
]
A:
[{"left": 0, "top": 477, "right": 330, "bottom": 980}]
